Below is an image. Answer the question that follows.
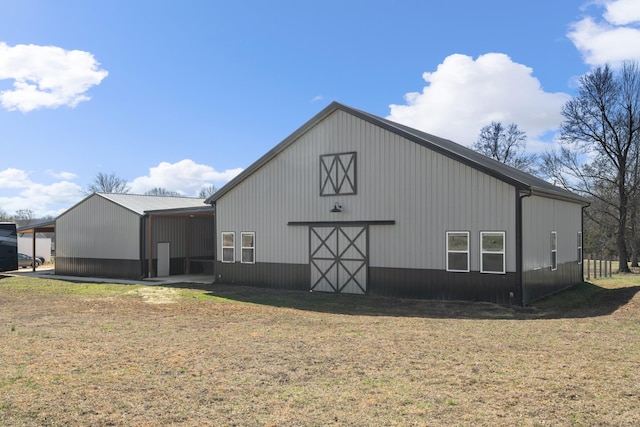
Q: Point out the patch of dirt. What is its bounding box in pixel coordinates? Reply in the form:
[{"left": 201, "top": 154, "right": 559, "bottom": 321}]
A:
[{"left": 128, "top": 286, "right": 178, "bottom": 304}]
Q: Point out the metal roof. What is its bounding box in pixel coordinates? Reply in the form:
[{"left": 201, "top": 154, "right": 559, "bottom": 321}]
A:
[
  {"left": 16, "top": 219, "right": 56, "bottom": 234},
  {"left": 207, "top": 101, "right": 588, "bottom": 206},
  {"left": 96, "top": 193, "right": 208, "bottom": 216},
  {"left": 145, "top": 205, "right": 214, "bottom": 216}
]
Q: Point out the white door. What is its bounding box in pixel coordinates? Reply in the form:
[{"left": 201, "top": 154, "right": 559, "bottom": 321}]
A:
[
  {"left": 157, "top": 242, "right": 170, "bottom": 277},
  {"left": 310, "top": 226, "right": 367, "bottom": 294}
]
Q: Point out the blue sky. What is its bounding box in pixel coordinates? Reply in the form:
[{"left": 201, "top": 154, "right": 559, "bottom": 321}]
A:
[{"left": 1, "top": 0, "right": 639, "bottom": 217}]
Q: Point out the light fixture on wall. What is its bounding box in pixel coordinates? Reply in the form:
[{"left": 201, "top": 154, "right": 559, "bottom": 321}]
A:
[{"left": 330, "top": 202, "right": 342, "bottom": 213}]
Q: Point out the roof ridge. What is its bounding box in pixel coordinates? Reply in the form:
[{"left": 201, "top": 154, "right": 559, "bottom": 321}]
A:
[{"left": 208, "top": 102, "right": 588, "bottom": 205}]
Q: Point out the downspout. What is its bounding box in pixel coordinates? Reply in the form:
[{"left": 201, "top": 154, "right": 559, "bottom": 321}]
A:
[
  {"left": 516, "top": 188, "right": 533, "bottom": 306},
  {"left": 581, "top": 206, "right": 586, "bottom": 282},
  {"left": 31, "top": 229, "right": 36, "bottom": 272},
  {"left": 211, "top": 202, "right": 216, "bottom": 281}
]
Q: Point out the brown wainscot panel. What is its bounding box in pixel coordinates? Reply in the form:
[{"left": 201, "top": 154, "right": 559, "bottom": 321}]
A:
[
  {"left": 368, "top": 267, "right": 520, "bottom": 305},
  {"left": 522, "top": 261, "right": 583, "bottom": 305},
  {"left": 214, "top": 261, "right": 310, "bottom": 291},
  {"left": 55, "top": 257, "right": 142, "bottom": 280}
]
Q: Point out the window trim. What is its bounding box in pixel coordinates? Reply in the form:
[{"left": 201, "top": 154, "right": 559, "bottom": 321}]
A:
[
  {"left": 241, "top": 232, "right": 255, "bottom": 264},
  {"left": 577, "top": 231, "right": 583, "bottom": 265},
  {"left": 221, "top": 232, "right": 235, "bottom": 263},
  {"left": 446, "top": 231, "right": 470, "bottom": 272},
  {"left": 551, "top": 231, "right": 558, "bottom": 271},
  {"left": 480, "top": 231, "right": 506, "bottom": 274}
]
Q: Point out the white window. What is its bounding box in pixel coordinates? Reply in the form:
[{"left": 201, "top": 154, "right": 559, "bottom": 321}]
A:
[
  {"left": 241, "top": 232, "right": 255, "bottom": 264},
  {"left": 480, "top": 231, "right": 505, "bottom": 274},
  {"left": 222, "top": 232, "right": 235, "bottom": 263},
  {"left": 551, "top": 231, "right": 557, "bottom": 271},
  {"left": 577, "top": 231, "right": 583, "bottom": 264},
  {"left": 446, "top": 231, "right": 469, "bottom": 272}
]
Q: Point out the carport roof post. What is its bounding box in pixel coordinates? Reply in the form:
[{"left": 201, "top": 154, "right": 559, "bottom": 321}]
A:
[{"left": 17, "top": 219, "right": 55, "bottom": 272}]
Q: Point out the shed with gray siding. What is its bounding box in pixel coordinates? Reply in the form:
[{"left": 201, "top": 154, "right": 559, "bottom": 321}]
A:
[
  {"left": 56, "top": 193, "right": 214, "bottom": 279},
  {"left": 207, "top": 102, "right": 588, "bottom": 306}
]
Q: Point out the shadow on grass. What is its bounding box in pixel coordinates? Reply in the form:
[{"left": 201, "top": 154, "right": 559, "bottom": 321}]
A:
[
  {"left": 169, "top": 280, "right": 640, "bottom": 320},
  {"left": 6, "top": 272, "right": 638, "bottom": 320},
  {"left": 531, "top": 281, "right": 640, "bottom": 318}
]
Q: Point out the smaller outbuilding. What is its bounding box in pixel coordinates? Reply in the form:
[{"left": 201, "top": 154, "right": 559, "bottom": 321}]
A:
[{"left": 55, "top": 193, "right": 214, "bottom": 279}]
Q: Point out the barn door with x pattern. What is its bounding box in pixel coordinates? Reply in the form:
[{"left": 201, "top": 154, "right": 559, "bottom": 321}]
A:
[{"left": 310, "top": 226, "right": 367, "bottom": 294}]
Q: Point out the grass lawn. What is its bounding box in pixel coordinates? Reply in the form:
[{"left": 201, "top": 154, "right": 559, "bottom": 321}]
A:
[{"left": 1, "top": 274, "right": 639, "bottom": 426}]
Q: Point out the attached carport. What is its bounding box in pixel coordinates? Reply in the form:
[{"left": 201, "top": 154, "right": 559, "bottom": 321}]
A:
[
  {"left": 145, "top": 205, "right": 215, "bottom": 278},
  {"left": 17, "top": 219, "right": 55, "bottom": 272}
]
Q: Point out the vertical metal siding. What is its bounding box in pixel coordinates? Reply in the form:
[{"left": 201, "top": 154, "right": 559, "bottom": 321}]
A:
[
  {"left": 190, "top": 216, "right": 215, "bottom": 257},
  {"left": 521, "top": 195, "right": 583, "bottom": 304},
  {"left": 216, "top": 110, "right": 516, "bottom": 272},
  {"left": 522, "top": 195, "right": 583, "bottom": 270},
  {"left": 149, "top": 217, "right": 186, "bottom": 257},
  {"left": 143, "top": 216, "right": 214, "bottom": 259},
  {"left": 55, "top": 257, "right": 141, "bottom": 279},
  {"left": 56, "top": 194, "right": 141, "bottom": 260}
]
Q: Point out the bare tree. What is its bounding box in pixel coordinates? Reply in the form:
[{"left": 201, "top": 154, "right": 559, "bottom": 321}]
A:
[
  {"left": 473, "top": 121, "right": 538, "bottom": 174},
  {"left": 14, "top": 209, "right": 35, "bottom": 227},
  {"left": 542, "top": 62, "right": 640, "bottom": 273},
  {"left": 0, "top": 209, "right": 11, "bottom": 222},
  {"left": 198, "top": 185, "right": 217, "bottom": 199},
  {"left": 86, "top": 172, "right": 130, "bottom": 194},
  {"left": 145, "top": 188, "right": 182, "bottom": 197}
]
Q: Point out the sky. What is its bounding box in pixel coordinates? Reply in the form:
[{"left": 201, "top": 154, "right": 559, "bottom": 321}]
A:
[{"left": 1, "top": 0, "right": 640, "bottom": 218}]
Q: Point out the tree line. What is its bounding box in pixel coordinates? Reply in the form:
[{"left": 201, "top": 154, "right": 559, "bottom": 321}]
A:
[
  {"left": 1, "top": 175, "right": 217, "bottom": 227},
  {"left": 86, "top": 172, "right": 217, "bottom": 199},
  {"left": 0, "top": 208, "right": 52, "bottom": 227},
  {"left": 473, "top": 61, "right": 640, "bottom": 273},
  {"left": 7, "top": 62, "right": 638, "bottom": 271}
]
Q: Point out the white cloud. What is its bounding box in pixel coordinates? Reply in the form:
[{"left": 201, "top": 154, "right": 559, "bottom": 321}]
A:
[
  {"left": 604, "top": 0, "right": 640, "bottom": 25},
  {"left": 0, "top": 168, "right": 31, "bottom": 188},
  {"left": 20, "top": 180, "right": 82, "bottom": 200},
  {"left": 46, "top": 169, "right": 78, "bottom": 180},
  {"left": 129, "top": 159, "right": 243, "bottom": 195},
  {"left": 0, "top": 161, "right": 242, "bottom": 217},
  {"left": 0, "top": 42, "right": 108, "bottom": 112},
  {"left": 0, "top": 168, "right": 83, "bottom": 217},
  {"left": 387, "top": 53, "right": 569, "bottom": 147},
  {"left": 569, "top": 0, "right": 640, "bottom": 66}
]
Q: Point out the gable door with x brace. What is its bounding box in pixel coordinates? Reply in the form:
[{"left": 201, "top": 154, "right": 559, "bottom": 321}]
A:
[{"left": 310, "top": 225, "right": 368, "bottom": 294}]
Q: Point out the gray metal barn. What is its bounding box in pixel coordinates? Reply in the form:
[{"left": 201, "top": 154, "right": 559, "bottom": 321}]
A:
[
  {"left": 207, "top": 102, "right": 588, "bottom": 305},
  {"left": 56, "top": 193, "right": 214, "bottom": 279}
]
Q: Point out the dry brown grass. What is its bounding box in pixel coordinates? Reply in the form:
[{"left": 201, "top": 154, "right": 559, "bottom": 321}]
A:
[{"left": 1, "top": 274, "right": 639, "bottom": 426}]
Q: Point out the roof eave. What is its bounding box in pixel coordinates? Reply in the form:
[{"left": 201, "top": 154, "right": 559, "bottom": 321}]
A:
[
  {"left": 208, "top": 101, "right": 588, "bottom": 207},
  {"left": 528, "top": 186, "right": 591, "bottom": 206},
  {"left": 207, "top": 101, "right": 344, "bottom": 203},
  {"left": 145, "top": 205, "right": 215, "bottom": 216}
]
